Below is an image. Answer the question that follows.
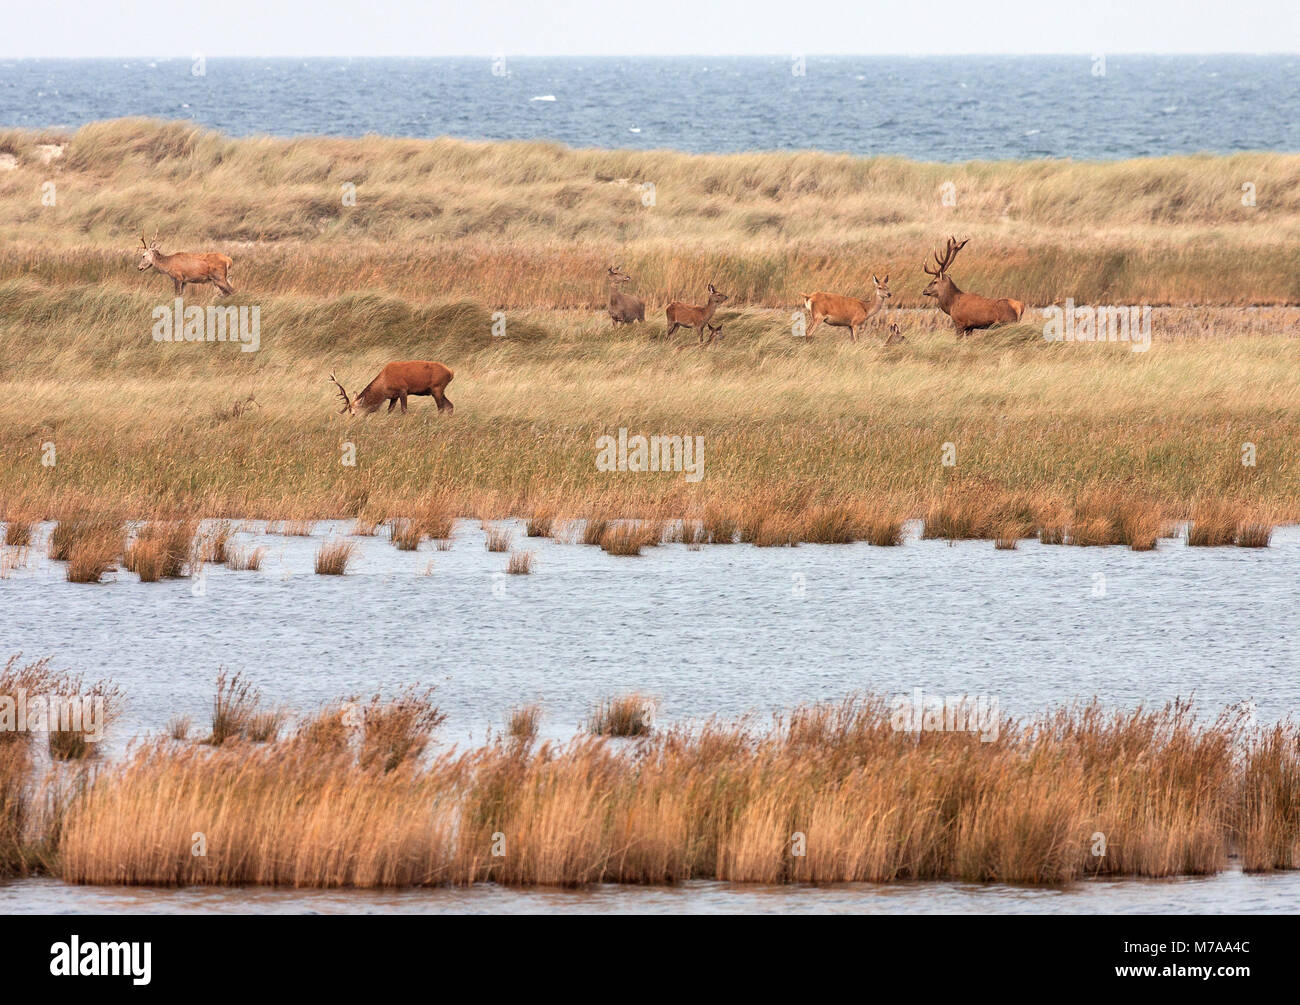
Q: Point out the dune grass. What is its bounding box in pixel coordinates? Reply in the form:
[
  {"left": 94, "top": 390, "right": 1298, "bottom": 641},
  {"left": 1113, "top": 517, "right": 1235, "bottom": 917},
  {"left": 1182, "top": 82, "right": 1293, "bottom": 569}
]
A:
[{"left": 0, "top": 120, "right": 1295, "bottom": 532}]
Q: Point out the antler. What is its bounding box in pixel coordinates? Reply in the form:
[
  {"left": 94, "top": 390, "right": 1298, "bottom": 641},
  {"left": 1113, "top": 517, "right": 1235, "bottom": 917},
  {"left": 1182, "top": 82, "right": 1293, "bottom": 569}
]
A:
[
  {"left": 139, "top": 232, "right": 148, "bottom": 248},
  {"left": 327, "top": 372, "right": 353, "bottom": 412},
  {"left": 924, "top": 236, "right": 969, "bottom": 277}
]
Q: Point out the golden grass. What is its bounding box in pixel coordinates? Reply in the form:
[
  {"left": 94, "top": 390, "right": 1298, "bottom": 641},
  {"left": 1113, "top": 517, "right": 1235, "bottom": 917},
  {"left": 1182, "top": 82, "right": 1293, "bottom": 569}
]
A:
[
  {"left": 3, "top": 520, "right": 34, "bottom": 547},
  {"left": 484, "top": 527, "right": 513, "bottom": 552},
  {"left": 64, "top": 524, "right": 122, "bottom": 583},
  {"left": 587, "top": 694, "right": 656, "bottom": 737},
  {"left": 314, "top": 539, "right": 358, "bottom": 575},
  {"left": 123, "top": 521, "right": 198, "bottom": 581},
  {"left": 0, "top": 121, "right": 1296, "bottom": 531},
  {"left": 598, "top": 522, "right": 660, "bottom": 556},
  {"left": 508, "top": 704, "right": 541, "bottom": 742},
  {"left": 15, "top": 684, "right": 1293, "bottom": 888},
  {"left": 225, "top": 545, "right": 267, "bottom": 571},
  {"left": 506, "top": 550, "right": 534, "bottom": 575}
]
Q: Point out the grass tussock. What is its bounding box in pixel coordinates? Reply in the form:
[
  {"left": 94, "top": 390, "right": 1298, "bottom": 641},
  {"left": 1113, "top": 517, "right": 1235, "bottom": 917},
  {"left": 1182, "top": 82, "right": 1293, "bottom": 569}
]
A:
[
  {"left": 225, "top": 545, "right": 266, "bottom": 571},
  {"left": 598, "top": 522, "right": 660, "bottom": 556},
  {"left": 484, "top": 527, "right": 513, "bottom": 552},
  {"left": 587, "top": 694, "right": 657, "bottom": 737},
  {"left": 3, "top": 519, "right": 34, "bottom": 547},
  {"left": 314, "top": 539, "right": 358, "bottom": 575},
  {"left": 508, "top": 704, "right": 541, "bottom": 742},
  {"left": 64, "top": 524, "right": 123, "bottom": 583},
  {"left": 123, "top": 521, "right": 199, "bottom": 581},
  {"left": 506, "top": 550, "right": 534, "bottom": 574},
  {"left": 24, "top": 685, "right": 1298, "bottom": 888}
]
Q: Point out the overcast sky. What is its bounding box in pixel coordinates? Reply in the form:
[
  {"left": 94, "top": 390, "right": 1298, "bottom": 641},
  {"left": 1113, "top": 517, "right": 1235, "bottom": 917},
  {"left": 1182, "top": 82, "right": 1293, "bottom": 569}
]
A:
[{"left": 3, "top": 0, "right": 1296, "bottom": 57}]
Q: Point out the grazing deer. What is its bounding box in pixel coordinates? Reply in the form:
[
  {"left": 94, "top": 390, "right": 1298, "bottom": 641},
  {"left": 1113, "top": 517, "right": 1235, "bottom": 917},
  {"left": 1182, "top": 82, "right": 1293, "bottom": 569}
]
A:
[
  {"left": 800, "top": 276, "right": 892, "bottom": 343},
  {"left": 922, "top": 236, "right": 1024, "bottom": 337},
  {"left": 606, "top": 265, "right": 646, "bottom": 325},
  {"left": 137, "top": 233, "right": 235, "bottom": 296},
  {"left": 329, "top": 362, "right": 454, "bottom": 416},
  {"left": 665, "top": 284, "right": 729, "bottom": 344}
]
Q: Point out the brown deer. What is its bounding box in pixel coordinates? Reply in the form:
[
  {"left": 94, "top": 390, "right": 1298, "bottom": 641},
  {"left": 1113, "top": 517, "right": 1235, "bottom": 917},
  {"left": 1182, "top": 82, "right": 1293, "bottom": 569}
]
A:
[
  {"left": 800, "top": 275, "right": 892, "bottom": 343},
  {"left": 922, "top": 236, "right": 1024, "bottom": 337},
  {"left": 136, "top": 233, "right": 235, "bottom": 296},
  {"left": 885, "top": 322, "right": 906, "bottom": 345},
  {"left": 665, "top": 284, "right": 729, "bottom": 344},
  {"left": 606, "top": 265, "right": 645, "bottom": 325},
  {"left": 329, "top": 362, "right": 454, "bottom": 416}
]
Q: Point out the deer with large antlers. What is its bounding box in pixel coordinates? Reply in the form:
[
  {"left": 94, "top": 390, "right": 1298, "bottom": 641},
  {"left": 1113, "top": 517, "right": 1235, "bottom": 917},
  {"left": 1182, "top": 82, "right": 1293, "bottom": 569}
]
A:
[
  {"left": 922, "top": 236, "right": 1024, "bottom": 336},
  {"left": 801, "top": 275, "right": 892, "bottom": 343},
  {"left": 665, "top": 284, "right": 730, "bottom": 344},
  {"left": 606, "top": 265, "right": 646, "bottom": 325},
  {"left": 136, "top": 233, "right": 235, "bottom": 296},
  {"left": 329, "top": 362, "right": 454, "bottom": 416}
]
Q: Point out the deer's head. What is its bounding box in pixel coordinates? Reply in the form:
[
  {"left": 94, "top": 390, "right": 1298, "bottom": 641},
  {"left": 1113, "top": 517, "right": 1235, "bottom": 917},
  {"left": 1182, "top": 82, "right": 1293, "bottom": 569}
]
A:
[
  {"left": 136, "top": 232, "right": 162, "bottom": 271},
  {"left": 872, "top": 274, "right": 892, "bottom": 302},
  {"left": 329, "top": 372, "right": 358, "bottom": 416},
  {"left": 706, "top": 283, "right": 730, "bottom": 307},
  {"left": 607, "top": 265, "right": 632, "bottom": 285},
  {"left": 922, "top": 236, "right": 968, "bottom": 298}
]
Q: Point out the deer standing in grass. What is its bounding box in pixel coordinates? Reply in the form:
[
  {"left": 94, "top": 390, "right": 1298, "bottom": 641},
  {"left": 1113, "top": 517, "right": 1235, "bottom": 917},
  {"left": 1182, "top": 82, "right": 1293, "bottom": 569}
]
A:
[
  {"left": 801, "top": 275, "right": 892, "bottom": 343},
  {"left": 665, "top": 284, "right": 729, "bottom": 344},
  {"left": 922, "top": 236, "right": 1024, "bottom": 337},
  {"left": 137, "top": 233, "right": 235, "bottom": 296},
  {"left": 329, "top": 362, "right": 454, "bottom": 416},
  {"left": 606, "top": 265, "right": 645, "bottom": 325}
]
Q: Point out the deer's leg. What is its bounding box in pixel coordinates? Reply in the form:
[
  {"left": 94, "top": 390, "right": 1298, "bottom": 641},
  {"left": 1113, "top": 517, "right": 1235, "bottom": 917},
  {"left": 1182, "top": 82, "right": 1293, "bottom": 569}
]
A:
[
  {"left": 665, "top": 322, "right": 680, "bottom": 338},
  {"left": 386, "top": 398, "right": 397, "bottom": 413},
  {"left": 173, "top": 277, "right": 184, "bottom": 295},
  {"left": 805, "top": 315, "right": 822, "bottom": 339},
  {"left": 849, "top": 324, "right": 858, "bottom": 344},
  {"left": 399, "top": 393, "right": 408, "bottom": 413}
]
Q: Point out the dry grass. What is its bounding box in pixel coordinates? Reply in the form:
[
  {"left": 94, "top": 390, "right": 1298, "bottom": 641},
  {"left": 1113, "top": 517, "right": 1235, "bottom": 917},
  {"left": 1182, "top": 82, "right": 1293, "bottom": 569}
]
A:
[
  {"left": 314, "top": 539, "right": 358, "bottom": 575},
  {"left": 202, "top": 521, "right": 234, "bottom": 564},
  {"left": 484, "top": 527, "right": 513, "bottom": 552},
  {"left": 389, "top": 519, "right": 421, "bottom": 551},
  {"left": 506, "top": 550, "right": 534, "bottom": 575},
  {"left": 587, "top": 694, "right": 656, "bottom": 737},
  {"left": 167, "top": 715, "right": 191, "bottom": 741},
  {"left": 64, "top": 524, "right": 122, "bottom": 583},
  {"left": 19, "top": 685, "right": 1294, "bottom": 888},
  {"left": 3, "top": 520, "right": 34, "bottom": 547},
  {"left": 123, "top": 521, "right": 198, "bottom": 581},
  {"left": 225, "top": 545, "right": 266, "bottom": 571},
  {"left": 598, "top": 522, "right": 660, "bottom": 556},
  {"left": 0, "top": 121, "right": 1297, "bottom": 534},
  {"left": 525, "top": 511, "right": 554, "bottom": 538},
  {"left": 508, "top": 704, "right": 541, "bottom": 742}
]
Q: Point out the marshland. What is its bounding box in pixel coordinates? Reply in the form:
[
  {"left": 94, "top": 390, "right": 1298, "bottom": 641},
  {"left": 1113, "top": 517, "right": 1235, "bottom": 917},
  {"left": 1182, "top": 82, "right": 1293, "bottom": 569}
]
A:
[{"left": 1, "top": 117, "right": 1298, "bottom": 911}]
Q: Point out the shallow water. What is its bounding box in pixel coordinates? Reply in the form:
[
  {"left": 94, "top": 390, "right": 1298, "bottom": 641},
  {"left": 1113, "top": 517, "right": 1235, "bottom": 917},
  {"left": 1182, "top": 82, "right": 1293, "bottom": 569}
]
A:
[
  {"left": 4, "top": 868, "right": 1299, "bottom": 915},
  {"left": 2, "top": 520, "right": 1297, "bottom": 747},
  {"left": 3, "top": 520, "right": 1297, "bottom": 913}
]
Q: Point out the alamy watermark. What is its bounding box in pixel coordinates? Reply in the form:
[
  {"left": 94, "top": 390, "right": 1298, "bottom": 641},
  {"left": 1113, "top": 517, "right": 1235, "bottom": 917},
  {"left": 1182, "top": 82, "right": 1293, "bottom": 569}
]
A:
[
  {"left": 151, "top": 299, "right": 260, "bottom": 352},
  {"left": 0, "top": 690, "right": 107, "bottom": 743},
  {"left": 1042, "top": 299, "right": 1151, "bottom": 352},
  {"left": 890, "top": 688, "right": 1000, "bottom": 743},
  {"left": 595, "top": 428, "right": 704, "bottom": 482}
]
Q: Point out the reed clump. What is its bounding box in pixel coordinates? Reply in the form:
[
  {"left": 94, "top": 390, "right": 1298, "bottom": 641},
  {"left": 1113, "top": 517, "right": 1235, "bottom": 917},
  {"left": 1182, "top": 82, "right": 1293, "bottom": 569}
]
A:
[
  {"left": 1187, "top": 504, "right": 1241, "bottom": 547},
  {"left": 586, "top": 694, "right": 656, "bottom": 737},
  {"left": 484, "top": 527, "right": 513, "bottom": 552},
  {"left": 315, "top": 539, "right": 358, "bottom": 575},
  {"left": 123, "top": 521, "right": 199, "bottom": 581},
  {"left": 389, "top": 518, "right": 422, "bottom": 551},
  {"left": 64, "top": 524, "right": 122, "bottom": 583},
  {"left": 225, "top": 545, "right": 266, "bottom": 571},
  {"left": 38, "top": 689, "right": 1300, "bottom": 888},
  {"left": 506, "top": 550, "right": 534, "bottom": 574},
  {"left": 598, "top": 522, "right": 659, "bottom": 556},
  {"left": 3, "top": 519, "right": 34, "bottom": 547},
  {"left": 508, "top": 704, "right": 541, "bottom": 742}
]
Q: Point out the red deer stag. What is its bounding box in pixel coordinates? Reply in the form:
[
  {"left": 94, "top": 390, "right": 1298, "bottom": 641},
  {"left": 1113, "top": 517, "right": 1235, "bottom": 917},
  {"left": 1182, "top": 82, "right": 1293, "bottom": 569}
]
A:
[
  {"left": 606, "top": 265, "right": 646, "bottom": 325},
  {"left": 800, "top": 275, "right": 892, "bottom": 343},
  {"left": 922, "top": 236, "right": 1024, "bottom": 337},
  {"left": 329, "top": 362, "right": 454, "bottom": 416},
  {"left": 136, "top": 233, "right": 235, "bottom": 296},
  {"left": 665, "top": 284, "right": 729, "bottom": 344}
]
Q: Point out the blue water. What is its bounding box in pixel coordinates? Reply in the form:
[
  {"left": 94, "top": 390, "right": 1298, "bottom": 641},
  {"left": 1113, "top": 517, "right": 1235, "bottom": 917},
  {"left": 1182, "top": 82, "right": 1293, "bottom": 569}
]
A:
[{"left": 2, "top": 55, "right": 1297, "bottom": 159}]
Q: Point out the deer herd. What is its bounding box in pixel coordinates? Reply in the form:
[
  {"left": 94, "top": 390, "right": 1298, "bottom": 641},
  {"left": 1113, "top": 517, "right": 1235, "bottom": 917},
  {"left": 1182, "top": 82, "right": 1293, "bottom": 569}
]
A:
[{"left": 136, "top": 233, "right": 1022, "bottom": 417}]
